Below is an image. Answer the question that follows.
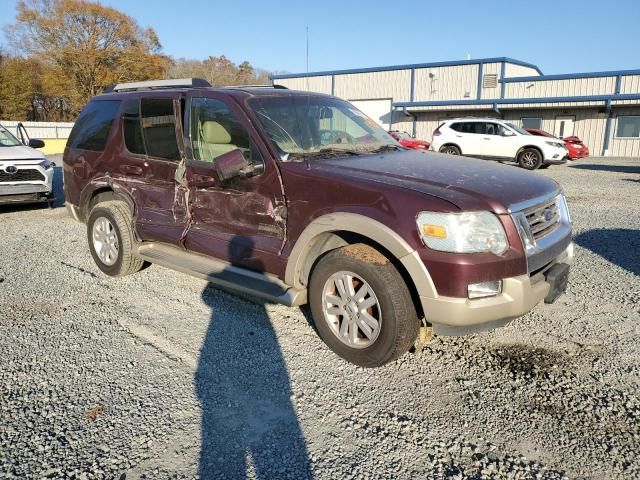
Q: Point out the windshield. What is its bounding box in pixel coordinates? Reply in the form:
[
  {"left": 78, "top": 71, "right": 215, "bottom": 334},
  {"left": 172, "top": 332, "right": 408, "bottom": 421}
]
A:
[
  {"left": 0, "top": 125, "right": 22, "bottom": 147},
  {"left": 505, "top": 123, "right": 531, "bottom": 136},
  {"left": 248, "top": 95, "right": 399, "bottom": 159}
]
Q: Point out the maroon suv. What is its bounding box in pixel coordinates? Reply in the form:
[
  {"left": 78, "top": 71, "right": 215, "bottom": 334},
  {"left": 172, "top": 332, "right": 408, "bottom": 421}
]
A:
[{"left": 64, "top": 79, "right": 573, "bottom": 367}]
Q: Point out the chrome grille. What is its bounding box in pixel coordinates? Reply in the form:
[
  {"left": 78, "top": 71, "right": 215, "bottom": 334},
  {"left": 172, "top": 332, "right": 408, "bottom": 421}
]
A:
[
  {"left": 523, "top": 198, "right": 560, "bottom": 241},
  {"left": 0, "top": 169, "right": 45, "bottom": 183}
]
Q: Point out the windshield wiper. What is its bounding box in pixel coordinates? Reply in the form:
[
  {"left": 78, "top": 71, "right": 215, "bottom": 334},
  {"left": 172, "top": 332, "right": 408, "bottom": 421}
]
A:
[
  {"left": 288, "top": 148, "right": 363, "bottom": 160},
  {"left": 367, "top": 144, "right": 405, "bottom": 153}
]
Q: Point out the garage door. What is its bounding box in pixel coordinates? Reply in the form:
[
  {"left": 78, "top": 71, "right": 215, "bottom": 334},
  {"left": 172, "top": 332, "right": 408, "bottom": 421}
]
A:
[{"left": 349, "top": 99, "right": 393, "bottom": 130}]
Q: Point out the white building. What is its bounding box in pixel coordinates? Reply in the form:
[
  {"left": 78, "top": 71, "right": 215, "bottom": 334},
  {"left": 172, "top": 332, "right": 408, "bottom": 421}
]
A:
[{"left": 272, "top": 57, "right": 640, "bottom": 157}]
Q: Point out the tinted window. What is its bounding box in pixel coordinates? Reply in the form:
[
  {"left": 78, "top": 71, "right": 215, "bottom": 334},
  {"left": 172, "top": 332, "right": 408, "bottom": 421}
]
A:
[
  {"left": 616, "top": 116, "right": 640, "bottom": 138},
  {"left": 191, "top": 97, "right": 250, "bottom": 163},
  {"left": 122, "top": 99, "right": 145, "bottom": 155},
  {"left": 485, "top": 123, "right": 504, "bottom": 136},
  {"left": 455, "top": 122, "right": 485, "bottom": 134},
  {"left": 450, "top": 123, "right": 462, "bottom": 132},
  {"left": 68, "top": 100, "right": 120, "bottom": 151},
  {"left": 141, "top": 98, "right": 180, "bottom": 160}
]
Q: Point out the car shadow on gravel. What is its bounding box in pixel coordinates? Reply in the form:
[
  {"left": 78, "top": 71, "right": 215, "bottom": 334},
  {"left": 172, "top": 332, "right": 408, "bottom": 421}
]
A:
[
  {"left": 575, "top": 229, "right": 640, "bottom": 276},
  {"left": 195, "top": 237, "right": 313, "bottom": 479},
  {"left": 569, "top": 163, "right": 640, "bottom": 174}
]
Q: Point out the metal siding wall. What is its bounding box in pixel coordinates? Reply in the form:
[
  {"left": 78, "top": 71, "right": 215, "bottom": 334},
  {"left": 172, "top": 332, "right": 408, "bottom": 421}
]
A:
[
  {"left": 1, "top": 120, "right": 74, "bottom": 139},
  {"left": 334, "top": 70, "right": 411, "bottom": 102},
  {"left": 610, "top": 107, "right": 640, "bottom": 157},
  {"left": 620, "top": 75, "right": 640, "bottom": 94},
  {"left": 505, "top": 77, "right": 616, "bottom": 99},
  {"left": 413, "top": 65, "right": 479, "bottom": 102},
  {"left": 275, "top": 76, "right": 332, "bottom": 94},
  {"left": 501, "top": 109, "right": 608, "bottom": 155},
  {"left": 505, "top": 64, "right": 540, "bottom": 78}
]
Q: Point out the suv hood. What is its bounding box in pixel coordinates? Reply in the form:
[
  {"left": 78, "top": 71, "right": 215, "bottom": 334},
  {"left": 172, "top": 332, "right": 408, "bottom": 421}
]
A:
[
  {"left": 0, "top": 145, "right": 46, "bottom": 162},
  {"left": 318, "top": 150, "right": 559, "bottom": 213}
]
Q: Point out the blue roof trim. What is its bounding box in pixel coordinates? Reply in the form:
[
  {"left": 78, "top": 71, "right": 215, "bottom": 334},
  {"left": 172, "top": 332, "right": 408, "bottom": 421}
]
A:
[
  {"left": 502, "top": 69, "right": 640, "bottom": 83},
  {"left": 270, "top": 57, "right": 542, "bottom": 80},
  {"left": 393, "top": 93, "right": 640, "bottom": 108}
]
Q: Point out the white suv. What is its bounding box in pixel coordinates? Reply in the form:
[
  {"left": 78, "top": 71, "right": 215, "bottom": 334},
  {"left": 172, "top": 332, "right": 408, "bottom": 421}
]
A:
[
  {"left": 0, "top": 123, "right": 54, "bottom": 206},
  {"left": 430, "top": 118, "right": 567, "bottom": 170}
]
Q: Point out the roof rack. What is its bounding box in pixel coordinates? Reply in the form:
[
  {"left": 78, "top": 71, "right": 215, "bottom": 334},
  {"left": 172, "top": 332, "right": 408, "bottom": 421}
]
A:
[
  {"left": 103, "top": 78, "right": 211, "bottom": 93},
  {"left": 221, "top": 84, "right": 288, "bottom": 89}
]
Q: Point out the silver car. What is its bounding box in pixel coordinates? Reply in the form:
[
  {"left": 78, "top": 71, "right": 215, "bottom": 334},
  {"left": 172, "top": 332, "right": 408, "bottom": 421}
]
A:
[{"left": 0, "top": 123, "right": 54, "bottom": 206}]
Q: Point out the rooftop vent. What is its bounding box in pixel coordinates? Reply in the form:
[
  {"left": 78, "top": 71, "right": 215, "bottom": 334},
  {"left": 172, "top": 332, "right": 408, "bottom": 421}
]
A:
[{"left": 483, "top": 74, "right": 498, "bottom": 89}]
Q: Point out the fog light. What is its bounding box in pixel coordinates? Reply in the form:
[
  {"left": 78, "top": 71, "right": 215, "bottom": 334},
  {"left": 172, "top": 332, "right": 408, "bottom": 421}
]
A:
[{"left": 468, "top": 280, "right": 502, "bottom": 299}]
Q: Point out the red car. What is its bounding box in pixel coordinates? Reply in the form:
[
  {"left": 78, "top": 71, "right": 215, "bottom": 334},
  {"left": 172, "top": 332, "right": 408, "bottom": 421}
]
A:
[
  {"left": 388, "top": 131, "right": 430, "bottom": 151},
  {"left": 524, "top": 128, "right": 589, "bottom": 160}
]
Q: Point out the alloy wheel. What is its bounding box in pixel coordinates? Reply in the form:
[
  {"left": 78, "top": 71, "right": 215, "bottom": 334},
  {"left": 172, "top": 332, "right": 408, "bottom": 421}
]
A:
[
  {"left": 92, "top": 217, "right": 119, "bottom": 266},
  {"left": 322, "top": 271, "right": 382, "bottom": 348}
]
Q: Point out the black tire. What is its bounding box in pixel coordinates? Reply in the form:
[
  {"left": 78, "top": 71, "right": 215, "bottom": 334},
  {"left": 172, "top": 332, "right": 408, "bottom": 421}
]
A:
[
  {"left": 439, "top": 145, "right": 461, "bottom": 156},
  {"left": 518, "top": 148, "right": 543, "bottom": 170},
  {"left": 87, "top": 200, "right": 144, "bottom": 277},
  {"left": 308, "top": 244, "right": 420, "bottom": 367}
]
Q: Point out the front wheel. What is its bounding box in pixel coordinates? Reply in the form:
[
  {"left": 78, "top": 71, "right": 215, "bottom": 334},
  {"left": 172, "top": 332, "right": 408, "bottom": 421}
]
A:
[
  {"left": 518, "top": 148, "right": 543, "bottom": 170},
  {"left": 308, "top": 244, "right": 420, "bottom": 367}
]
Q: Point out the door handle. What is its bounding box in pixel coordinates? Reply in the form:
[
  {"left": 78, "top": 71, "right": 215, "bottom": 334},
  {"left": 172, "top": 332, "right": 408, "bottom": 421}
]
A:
[
  {"left": 122, "top": 165, "right": 143, "bottom": 176},
  {"left": 483, "top": 137, "right": 492, "bottom": 140},
  {"left": 193, "top": 174, "right": 216, "bottom": 187}
]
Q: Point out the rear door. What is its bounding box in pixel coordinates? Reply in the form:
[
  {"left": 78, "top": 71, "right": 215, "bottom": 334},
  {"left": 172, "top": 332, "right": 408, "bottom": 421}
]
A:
[
  {"left": 117, "top": 94, "right": 188, "bottom": 244},
  {"left": 183, "top": 92, "right": 286, "bottom": 274},
  {"left": 452, "top": 121, "right": 484, "bottom": 156}
]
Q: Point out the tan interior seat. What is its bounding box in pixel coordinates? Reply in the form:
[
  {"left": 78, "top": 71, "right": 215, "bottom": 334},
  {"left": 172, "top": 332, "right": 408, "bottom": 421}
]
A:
[{"left": 199, "top": 121, "right": 236, "bottom": 161}]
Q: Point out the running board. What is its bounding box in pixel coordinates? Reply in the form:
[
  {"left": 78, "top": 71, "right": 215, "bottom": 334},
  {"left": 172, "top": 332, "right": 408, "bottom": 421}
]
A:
[{"left": 136, "top": 243, "right": 307, "bottom": 307}]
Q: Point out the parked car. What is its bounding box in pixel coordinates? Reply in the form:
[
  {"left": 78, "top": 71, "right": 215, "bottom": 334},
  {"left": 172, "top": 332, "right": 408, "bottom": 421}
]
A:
[
  {"left": 388, "top": 130, "right": 430, "bottom": 151},
  {"left": 64, "top": 80, "right": 573, "bottom": 367},
  {"left": 524, "top": 128, "right": 589, "bottom": 160},
  {"left": 0, "top": 123, "right": 54, "bottom": 206},
  {"left": 430, "top": 118, "right": 568, "bottom": 170}
]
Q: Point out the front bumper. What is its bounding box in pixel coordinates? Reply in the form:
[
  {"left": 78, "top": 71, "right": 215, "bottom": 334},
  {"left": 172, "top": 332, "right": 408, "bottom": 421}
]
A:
[
  {"left": 420, "top": 242, "right": 574, "bottom": 335},
  {"left": 543, "top": 155, "right": 568, "bottom": 165},
  {"left": 0, "top": 164, "right": 54, "bottom": 203}
]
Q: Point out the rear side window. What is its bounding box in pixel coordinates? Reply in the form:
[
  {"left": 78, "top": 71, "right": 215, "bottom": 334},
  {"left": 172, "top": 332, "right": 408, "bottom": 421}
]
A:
[
  {"left": 454, "top": 122, "right": 486, "bottom": 134},
  {"left": 68, "top": 100, "right": 120, "bottom": 151},
  {"left": 141, "top": 98, "right": 180, "bottom": 160}
]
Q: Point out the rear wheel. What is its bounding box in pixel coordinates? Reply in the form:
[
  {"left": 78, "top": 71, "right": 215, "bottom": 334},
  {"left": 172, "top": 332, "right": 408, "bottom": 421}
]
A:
[
  {"left": 439, "top": 145, "right": 461, "bottom": 156},
  {"left": 87, "top": 201, "right": 144, "bottom": 277},
  {"left": 309, "top": 244, "right": 420, "bottom": 367},
  {"left": 518, "top": 148, "right": 543, "bottom": 170}
]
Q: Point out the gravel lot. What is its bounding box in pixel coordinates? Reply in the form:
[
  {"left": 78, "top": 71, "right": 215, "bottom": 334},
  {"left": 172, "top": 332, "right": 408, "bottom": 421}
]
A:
[{"left": 0, "top": 156, "right": 639, "bottom": 479}]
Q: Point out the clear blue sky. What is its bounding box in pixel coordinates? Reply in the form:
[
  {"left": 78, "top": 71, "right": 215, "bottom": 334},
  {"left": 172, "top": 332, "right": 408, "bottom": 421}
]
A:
[{"left": 1, "top": 0, "right": 639, "bottom": 75}]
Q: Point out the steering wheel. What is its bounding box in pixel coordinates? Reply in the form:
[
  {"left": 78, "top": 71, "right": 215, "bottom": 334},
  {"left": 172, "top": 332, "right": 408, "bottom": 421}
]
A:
[{"left": 320, "top": 130, "right": 355, "bottom": 145}]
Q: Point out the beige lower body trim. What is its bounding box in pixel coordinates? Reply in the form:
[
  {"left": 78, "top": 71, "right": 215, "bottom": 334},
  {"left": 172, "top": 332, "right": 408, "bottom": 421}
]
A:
[{"left": 421, "top": 243, "right": 574, "bottom": 328}]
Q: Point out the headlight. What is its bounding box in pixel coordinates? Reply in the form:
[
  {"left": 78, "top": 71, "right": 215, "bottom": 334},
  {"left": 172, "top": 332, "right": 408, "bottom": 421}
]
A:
[
  {"left": 416, "top": 211, "right": 509, "bottom": 255},
  {"left": 545, "top": 141, "right": 565, "bottom": 149},
  {"left": 39, "top": 159, "right": 52, "bottom": 170}
]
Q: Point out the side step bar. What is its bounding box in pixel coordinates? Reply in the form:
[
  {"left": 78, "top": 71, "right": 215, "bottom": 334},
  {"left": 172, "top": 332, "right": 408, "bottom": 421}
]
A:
[{"left": 136, "top": 243, "right": 307, "bottom": 307}]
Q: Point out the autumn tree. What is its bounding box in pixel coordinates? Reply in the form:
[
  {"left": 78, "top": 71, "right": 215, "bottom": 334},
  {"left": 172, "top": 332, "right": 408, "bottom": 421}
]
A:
[
  {"left": 4, "top": 0, "right": 171, "bottom": 112},
  {"left": 168, "top": 55, "right": 270, "bottom": 87}
]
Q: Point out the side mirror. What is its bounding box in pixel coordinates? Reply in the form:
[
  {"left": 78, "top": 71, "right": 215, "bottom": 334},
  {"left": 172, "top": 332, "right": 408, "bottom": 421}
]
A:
[
  {"left": 502, "top": 130, "right": 516, "bottom": 137},
  {"left": 214, "top": 149, "right": 265, "bottom": 182},
  {"left": 29, "top": 139, "right": 45, "bottom": 148}
]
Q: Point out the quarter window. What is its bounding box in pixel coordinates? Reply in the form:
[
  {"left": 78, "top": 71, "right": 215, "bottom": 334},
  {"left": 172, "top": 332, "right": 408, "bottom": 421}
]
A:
[
  {"left": 521, "top": 117, "right": 542, "bottom": 130},
  {"left": 190, "top": 97, "right": 250, "bottom": 163},
  {"left": 68, "top": 100, "right": 120, "bottom": 151},
  {"left": 616, "top": 116, "right": 640, "bottom": 138}
]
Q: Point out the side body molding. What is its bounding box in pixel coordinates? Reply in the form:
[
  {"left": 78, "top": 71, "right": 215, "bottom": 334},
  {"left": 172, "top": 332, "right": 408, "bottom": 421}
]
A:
[{"left": 284, "top": 212, "right": 438, "bottom": 299}]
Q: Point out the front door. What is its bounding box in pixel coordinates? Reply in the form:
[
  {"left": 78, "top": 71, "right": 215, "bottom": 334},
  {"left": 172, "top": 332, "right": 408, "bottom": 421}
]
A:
[
  {"left": 183, "top": 93, "right": 287, "bottom": 274},
  {"left": 554, "top": 116, "right": 575, "bottom": 139}
]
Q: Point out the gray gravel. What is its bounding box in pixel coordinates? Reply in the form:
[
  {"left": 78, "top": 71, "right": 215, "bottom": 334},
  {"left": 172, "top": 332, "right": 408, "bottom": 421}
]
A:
[{"left": 0, "top": 156, "right": 639, "bottom": 479}]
